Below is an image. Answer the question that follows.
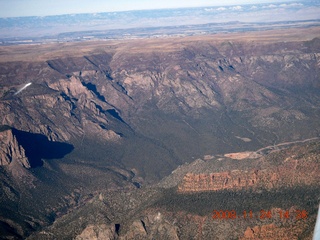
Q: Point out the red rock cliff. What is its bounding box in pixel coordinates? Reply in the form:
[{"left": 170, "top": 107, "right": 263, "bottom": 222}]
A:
[{"left": 178, "top": 157, "right": 319, "bottom": 193}]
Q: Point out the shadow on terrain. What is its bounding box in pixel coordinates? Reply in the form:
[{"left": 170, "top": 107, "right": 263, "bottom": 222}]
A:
[
  {"left": 81, "top": 82, "right": 106, "bottom": 101},
  {"left": 155, "top": 186, "right": 320, "bottom": 216},
  {"left": 12, "top": 129, "right": 74, "bottom": 167},
  {"left": 106, "top": 109, "right": 125, "bottom": 123}
]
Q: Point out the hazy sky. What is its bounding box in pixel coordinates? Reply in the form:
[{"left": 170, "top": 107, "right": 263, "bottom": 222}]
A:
[{"left": 0, "top": 0, "right": 295, "bottom": 17}]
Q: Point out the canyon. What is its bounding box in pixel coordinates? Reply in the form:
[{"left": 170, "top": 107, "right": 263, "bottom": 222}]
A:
[{"left": 0, "top": 27, "right": 319, "bottom": 239}]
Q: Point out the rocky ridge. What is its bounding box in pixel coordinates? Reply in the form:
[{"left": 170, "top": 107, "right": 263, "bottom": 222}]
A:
[
  {"left": 177, "top": 156, "right": 319, "bottom": 192},
  {"left": 0, "top": 126, "right": 30, "bottom": 168},
  {"left": 26, "top": 140, "right": 320, "bottom": 240},
  {"left": 0, "top": 30, "right": 319, "bottom": 239}
]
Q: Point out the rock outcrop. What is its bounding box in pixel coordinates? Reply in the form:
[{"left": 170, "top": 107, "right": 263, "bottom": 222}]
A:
[
  {"left": 114, "top": 211, "right": 180, "bottom": 240},
  {"left": 178, "top": 171, "right": 258, "bottom": 192},
  {"left": 75, "top": 224, "right": 117, "bottom": 240},
  {"left": 0, "top": 126, "right": 30, "bottom": 168},
  {"left": 178, "top": 152, "right": 320, "bottom": 193}
]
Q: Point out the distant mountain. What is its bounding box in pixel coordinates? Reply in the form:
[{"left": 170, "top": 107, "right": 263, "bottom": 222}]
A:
[{"left": 0, "top": 0, "right": 319, "bottom": 41}]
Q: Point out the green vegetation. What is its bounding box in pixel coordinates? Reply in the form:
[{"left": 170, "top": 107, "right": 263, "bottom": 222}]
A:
[{"left": 153, "top": 186, "right": 320, "bottom": 217}]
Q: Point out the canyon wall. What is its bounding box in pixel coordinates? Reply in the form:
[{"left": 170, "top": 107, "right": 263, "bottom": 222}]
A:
[{"left": 0, "top": 127, "right": 30, "bottom": 168}]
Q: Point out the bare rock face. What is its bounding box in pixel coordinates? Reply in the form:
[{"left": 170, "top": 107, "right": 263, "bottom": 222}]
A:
[
  {"left": 119, "top": 220, "right": 147, "bottom": 239},
  {"left": 119, "top": 212, "right": 179, "bottom": 240},
  {"left": 75, "top": 224, "right": 117, "bottom": 240},
  {"left": 0, "top": 126, "right": 30, "bottom": 168},
  {"left": 82, "top": 119, "right": 121, "bottom": 142},
  {"left": 178, "top": 158, "right": 320, "bottom": 193}
]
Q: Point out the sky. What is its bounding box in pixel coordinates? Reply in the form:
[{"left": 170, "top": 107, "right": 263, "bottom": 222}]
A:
[{"left": 0, "top": 0, "right": 295, "bottom": 18}]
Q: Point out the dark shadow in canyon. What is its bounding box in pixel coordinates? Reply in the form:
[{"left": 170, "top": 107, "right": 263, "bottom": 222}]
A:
[{"left": 12, "top": 129, "right": 74, "bottom": 168}]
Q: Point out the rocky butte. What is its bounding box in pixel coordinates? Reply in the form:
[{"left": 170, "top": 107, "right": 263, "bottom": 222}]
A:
[{"left": 0, "top": 26, "right": 319, "bottom": 239}]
